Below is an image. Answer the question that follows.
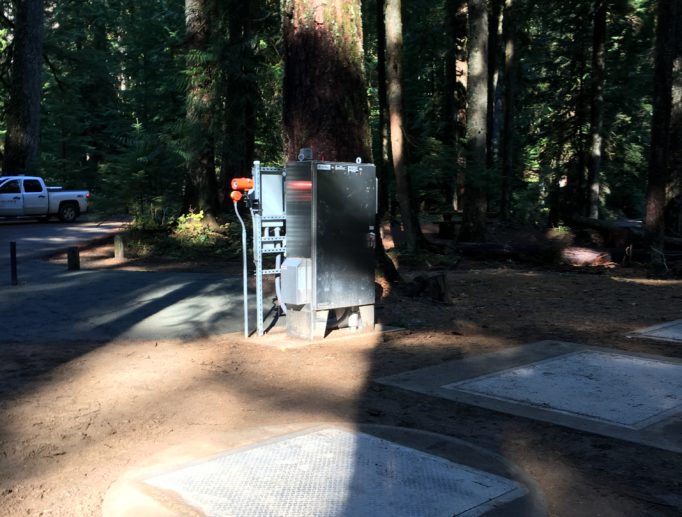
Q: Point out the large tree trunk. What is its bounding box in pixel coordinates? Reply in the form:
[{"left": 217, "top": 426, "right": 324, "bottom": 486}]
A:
[
  {"left": 586, "top": 0, "right": 607, "bottom": 219},
  {"left": 486, "top": 0, "right": 502, "bottom": 173},
  {"left": 460, "top": 0, "right": 489, "bottom": 241},
  {"left": 439, "top": 0, "right": 466, "bottom": 210},
  {"left": 645, "top": 0, "right": 677, "bottom": 267},
  {"left": 374, "top": 0, "right": 400, "bottom": 282},
  {"left": 500, "top": 0, "right": 516, "bottom": 220},
  {"left": 282, "top": 0, "right": 371, "bottom": 162},
  {"left": 376, "top": 0, "right": 390, "bottom": 218},
  {"left": 667, "top": 6, "right": 682, "bottom": 236},
  {"left": 2, "top": 0, "right": 44, "bottom": 174},
  {"left": 183, "top": 0, "right": 220, "bottom": 226},
  {"left": 385, "top": 0, "right": 422, "bottom": 253},
  {"left": 282, "top": 0, "right": 398, "bottom": 280}
]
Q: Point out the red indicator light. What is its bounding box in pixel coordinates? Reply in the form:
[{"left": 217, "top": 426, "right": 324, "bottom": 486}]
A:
[{"left": 289, "top": 180, "right": 312, "bottom": 191}]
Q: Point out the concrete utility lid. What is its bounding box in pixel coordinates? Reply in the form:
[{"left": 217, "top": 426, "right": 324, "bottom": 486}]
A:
[
  {"left": 377, "top": 341, "right": 682, "bottom": 453},
  {"left": 629, "top": 319, "right": 682, "bottom": 343},
  {"left": 143, "top": 428, "right": 527, "bottom": 517},
  {"left": 444, "top": 350, "right": 681, "bottom": 429}
]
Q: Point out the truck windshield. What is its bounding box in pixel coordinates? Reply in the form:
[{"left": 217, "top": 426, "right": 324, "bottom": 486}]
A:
[{"left": 0, "top": 180, "right": 21, "bottom": 194}]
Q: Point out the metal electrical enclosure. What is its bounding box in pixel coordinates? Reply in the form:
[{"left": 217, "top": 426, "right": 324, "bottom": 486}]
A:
[{"left": 282, "top": 160, "right": 377, "bottom": 339}]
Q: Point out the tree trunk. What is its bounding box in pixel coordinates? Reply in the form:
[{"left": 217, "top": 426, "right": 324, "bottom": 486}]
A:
[
  {"left": 566, "top": 42, "right": 589, "bottom": 223},
  {"left": 500, "top": 0, "right": 516, "bottom": 220},
  {"left": 282, "top": 0, "right": 371, "bottom": 162},
  {"left": 2, "top": 0, "right": 44, "bottom": 174},
  {"left": 374, "top": 0, "right": 400, "bottom": 282},
  {"left": 586, "top": 0, "right": 607, "bottom": 219},
  {"left": 486, "top": 0, "right": 502, "bottom": 173},
  {"left": 667, "top": 7, "right": 682, "bottom": 235},
  {"left": 645, "top": 0, "right": 677, "bottom": 266},
  {"left": 385, "top": 0, "right": 422, "bottom": 253},
  {"left": 183, "top": 0, "right": 220, "bottom": 226},
  {"left": 376, "top": 0, "right": 390, "bottom": 218},
  {"left": 460, "top": 0, "right": 489, "bottom": 241}
]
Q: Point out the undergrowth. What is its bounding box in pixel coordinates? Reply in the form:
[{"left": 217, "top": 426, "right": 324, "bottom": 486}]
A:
[{"left": 125, "top": 209, "right": 244, "bottom": 261}]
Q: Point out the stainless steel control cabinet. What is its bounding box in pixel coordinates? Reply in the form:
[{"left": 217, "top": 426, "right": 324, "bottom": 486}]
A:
[{"left": 282, "top": 160, "right": 376, "bottom": 339}]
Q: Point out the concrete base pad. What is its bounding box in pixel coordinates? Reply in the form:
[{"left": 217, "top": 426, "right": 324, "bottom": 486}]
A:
[
  {"left": 103, "top": 424, "right": 546, "bottom": 517},
  {"left": 240, "top": 324, "right": 405, "bottom": 349},
  {"left": 377, "top": 341, "right": 682, "bottom": 453},
  {"left": 629, "top": 319, "right": 682, "bottom": 343}
]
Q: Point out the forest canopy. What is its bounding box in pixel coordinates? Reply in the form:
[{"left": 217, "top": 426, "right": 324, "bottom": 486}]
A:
[{"left": 0, "top": 0, "right": 680, "bottom": 248}]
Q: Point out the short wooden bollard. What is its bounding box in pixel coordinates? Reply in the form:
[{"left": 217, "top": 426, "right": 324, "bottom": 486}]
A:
[
  {"left": 67, "top": 247, "right": 80, "bottom": 271},
  {"left": 10, "top": 242, "right": 18, "bottom": 285},
  {"left": 114, "top": 235, "right": 125, "bottom": 260}
]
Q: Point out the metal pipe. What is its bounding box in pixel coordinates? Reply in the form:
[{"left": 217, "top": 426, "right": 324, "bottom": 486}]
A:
[
  {"left": 275, "top": 254, "right": 287, "bottom": 315},
  {"left": 233, "top": 201, "right": 249, "bottom": 337}
]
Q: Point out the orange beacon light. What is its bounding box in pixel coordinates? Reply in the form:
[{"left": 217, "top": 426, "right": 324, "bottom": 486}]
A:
[
  {"left": 230, "top": 190, "right": 243, "bottom": 202},
  {"left": 231, "top": 177, "right": 254, "bottom": 192}
]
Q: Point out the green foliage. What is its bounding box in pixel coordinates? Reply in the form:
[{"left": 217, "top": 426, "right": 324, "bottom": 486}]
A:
[
  {"left": 0, "top": 0, "right": 662, "bottom": 233},
  {"left": 126, "top": 209, "right": 242, "bottom": 261},
  {"left": 515, "top": 0, "right": 655, "bottom": 222}
]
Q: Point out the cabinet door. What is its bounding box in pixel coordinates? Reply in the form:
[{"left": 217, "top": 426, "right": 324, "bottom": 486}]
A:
[
  {"left": 21, "top": 179, "right": 48, "bottom": 215},
  {"left": 0, "top": 180, "right": 23, "bottom": 216}
]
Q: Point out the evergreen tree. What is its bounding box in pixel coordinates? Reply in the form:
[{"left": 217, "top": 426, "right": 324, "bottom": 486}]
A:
[
  {"left": 460, "top": 0, "right": 489, "bottom": 241},
  {"left": 645, "top": 0, "right": 678, "bottom": 266},
  {"left": 183, "top": 0, "right": 220, "bottom": 225},
  {"left": 3, "top": 0, "right": 43, "bottom": 174},
  {"left": 386, "top": 0, "right": 423, "bottom": 253}
]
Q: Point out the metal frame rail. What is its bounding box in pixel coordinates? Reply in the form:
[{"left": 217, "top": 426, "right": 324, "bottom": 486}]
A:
[{"left": 251, "top": 161, "right": 286, "bottom": 336}]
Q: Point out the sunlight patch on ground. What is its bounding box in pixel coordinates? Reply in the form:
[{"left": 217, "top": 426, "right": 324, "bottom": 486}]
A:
[{"left": 610, "top": 276, "right": 682, "bottom": 287}]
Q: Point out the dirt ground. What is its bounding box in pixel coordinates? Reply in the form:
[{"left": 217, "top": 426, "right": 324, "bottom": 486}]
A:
[{"left": 1, "top": 233, "right": 682, "bottom": 516}]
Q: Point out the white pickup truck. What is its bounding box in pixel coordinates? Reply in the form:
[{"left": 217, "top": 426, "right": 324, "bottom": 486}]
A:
[{"left": 0, "top": 175, "right": 90, "bottom": 222}]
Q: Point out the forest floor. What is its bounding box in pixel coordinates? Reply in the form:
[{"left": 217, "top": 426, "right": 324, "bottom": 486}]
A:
[{"left": 1, "top": 225, "right": 681, "bottom": 516}]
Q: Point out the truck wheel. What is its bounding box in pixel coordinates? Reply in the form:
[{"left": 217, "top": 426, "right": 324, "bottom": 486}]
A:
[{"left": 58, "top": 203, "right": 79, "bottom": 223}]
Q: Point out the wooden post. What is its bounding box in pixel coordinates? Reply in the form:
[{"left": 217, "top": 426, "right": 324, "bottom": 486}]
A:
[
  {"left": 67, "top": 247, "right": 80, "bottom": 270},
  {"left": 114, "top": 235, "right": 125, "bottom": 260},
  {"left": 10, "top": 242, "right": 17, "bottom": 285}
]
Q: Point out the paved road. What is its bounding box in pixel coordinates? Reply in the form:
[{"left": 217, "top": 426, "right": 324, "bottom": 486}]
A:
[
  {"left": 0, "top": 217, "right": 254, "bottom": 343},
  {"left": 0, "top": 217, "right": 127, "bottom": 261}
]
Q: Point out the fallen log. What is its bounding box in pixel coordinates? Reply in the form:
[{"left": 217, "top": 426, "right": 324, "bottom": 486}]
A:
[
  {"left": 568, "top": 216, "right": 682, "bottom": 250},
  {"left": 456, "top": 241, "right": 629, "bottom": 267},
  {"left": 560, "top": 247, "right": 615, "bottom": 267}
]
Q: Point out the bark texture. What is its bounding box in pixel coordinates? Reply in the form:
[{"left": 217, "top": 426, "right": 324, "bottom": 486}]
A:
[
  {"left": 500, "top": 0, "right": 515, "bottom": 220},
  {"left": 183, "top": 0, "right": 220, "bottom": 225},
  {"left": 385, "top": 0, "right": 422, "bottom": 253},
  {"left": 486, "top": 0, "right": 502, "bottom": 172},
  {"left": 460, "top": 0, "right": 489, "bottom": 241},
  {"left": 667, "top": 6, "right": 682, "bottom": 235},
  {"left": 586, "top": 0, "right": 607, "bottom": 219},
  {"left": 282, "top": 0, "right": 371, "bottom": 162},
  {"left": 645, "top": 0, "right": 677, "bottom": 261},
  {"left": 3, "top": 0, "right": 44, "bottom": 174}
]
